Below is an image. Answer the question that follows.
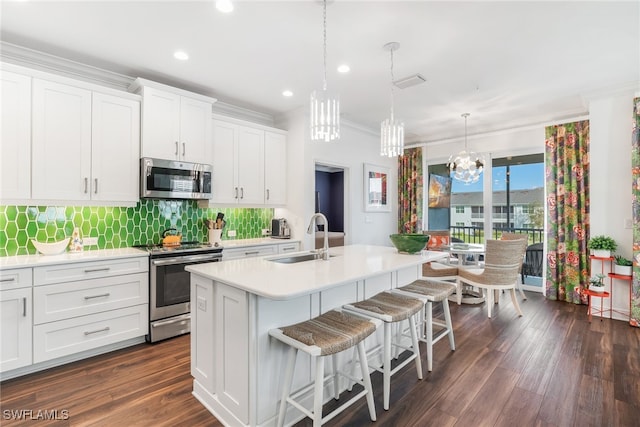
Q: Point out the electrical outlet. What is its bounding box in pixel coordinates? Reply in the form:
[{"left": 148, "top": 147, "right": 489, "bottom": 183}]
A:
[
  {"left": 83, "top": 237, "right": 98, "bottom": 246},
  {"left": 228, "top": 230, "right": 236, "bottom": 237},
  {"left": 197, "top": 296, "right": 206, "bottom": 311},
  {"left": 261, "top": 228, "right": 270, "bottom": 236}
]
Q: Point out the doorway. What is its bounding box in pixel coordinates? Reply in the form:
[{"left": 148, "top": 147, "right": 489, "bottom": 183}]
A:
[{"left": 314, "top": 162, "right": 346, "bottom": 238}]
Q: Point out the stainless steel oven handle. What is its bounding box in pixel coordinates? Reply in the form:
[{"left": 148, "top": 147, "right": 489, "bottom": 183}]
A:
[
  {"left": 152, "top": 314, "right": 190, "bottom": 327},
  {"left": 151, "top": 254, "right": 221, "bottom": 266}
]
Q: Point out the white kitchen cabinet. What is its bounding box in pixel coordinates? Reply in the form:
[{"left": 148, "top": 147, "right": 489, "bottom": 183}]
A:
[
  {"left": 222, "top": 244, "right": 278, "bottom": 261},
  {"left": 264, "top": 131, "right": 287, "bottom": 205},
  {"left": 0, "top": 268, "right": 33, "bottom": 373},
  {"left": 0, "top": 70, "right": 31, "bottom": 201},
  {"left": 32, "top": 255, "right": 149, "bottom": 363},
  {"left": 31, "top": 77, "right": 141, "bottom": 204},
  {"left": 91, "top": 93, "right": 140, "bottom": 203},
  {"left": 211, "top": 117, "right": 287, "bottom": 206},
  {"left": 32, "top": 78, "right": 92, "bottom": 200},
  {"left": 131, "top": 78, "right": 214, "bottom": 163}
]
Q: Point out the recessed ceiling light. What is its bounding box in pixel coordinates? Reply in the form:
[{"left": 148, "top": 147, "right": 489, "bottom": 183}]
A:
[
  {"left": 216, "top": 0, "right": 234, "bottom": 13},
  {"left": 173, "top": 51, "right": 189, "bottom": 61},
  {"left": 282, "top": 90, "right": 293, "bottom": 97},
  {"left": 337, "top": 64, "right": 350, "bottom": 73}
]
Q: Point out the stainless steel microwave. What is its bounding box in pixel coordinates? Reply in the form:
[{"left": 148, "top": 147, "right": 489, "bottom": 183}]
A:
[{"left": 140, "top": 158, "right": 212, "bottom": 200}]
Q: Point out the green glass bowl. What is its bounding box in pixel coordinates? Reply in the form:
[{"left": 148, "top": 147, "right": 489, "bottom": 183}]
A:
[{"left": 389, "top": 234, "right": 430, "bottom": 254}]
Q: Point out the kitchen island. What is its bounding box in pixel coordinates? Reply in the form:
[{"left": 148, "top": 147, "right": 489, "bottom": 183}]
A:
[{"left": 186, "top": 244, "right": 446, "bottom": 427}]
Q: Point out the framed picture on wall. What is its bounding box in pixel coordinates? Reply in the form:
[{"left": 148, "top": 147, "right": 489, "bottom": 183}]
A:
[{"left": 364, "top": 163, "right": 391, "bottom": 212}]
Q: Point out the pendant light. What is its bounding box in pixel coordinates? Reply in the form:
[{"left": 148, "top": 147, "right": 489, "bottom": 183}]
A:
[
  {"left": 310, "top": 0, "right": 340, "bottom": 142},
  {"left": 380, "top": 42, "right": 404, "bottom": 157},
  {"left": 447, "top": 113, "right": 485, "bottom": 184}
]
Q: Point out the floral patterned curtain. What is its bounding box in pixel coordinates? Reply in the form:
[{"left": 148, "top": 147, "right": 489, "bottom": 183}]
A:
[
  {"left": 545, "top": 120, "right": 590, "bottom": 304},
  {"left": 632, "top": 98, "right": 640, "bottom": 327},
  {"left": 398, "top": 147, "right": 423, "bottom": 233}
]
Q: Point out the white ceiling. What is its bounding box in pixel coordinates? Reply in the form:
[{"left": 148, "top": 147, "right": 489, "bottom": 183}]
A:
[{"left": 1, "top": 0, "right": 638, "bottom": 143}]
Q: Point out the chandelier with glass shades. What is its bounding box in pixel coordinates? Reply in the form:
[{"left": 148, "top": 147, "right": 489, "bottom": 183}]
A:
[
  {"left": 380, "top": 42, "right": 404, "bottom": 157},
  {"left": 310, "top": 0, "right": 340, "bottom": 142},
  {"left": 447, "top": 113, "right": 485, "bottom": 184}
]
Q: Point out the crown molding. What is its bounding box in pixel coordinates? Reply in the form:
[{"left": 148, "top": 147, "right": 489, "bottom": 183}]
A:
[
  {"left": 211, "top": 101, "right": 275, "bottom": 127},
  {"left": 1, "top": 41, "right": 279, "bottom": 125},
  {"left": 0, "top": 42, "right": 133, "bottom": 90}
]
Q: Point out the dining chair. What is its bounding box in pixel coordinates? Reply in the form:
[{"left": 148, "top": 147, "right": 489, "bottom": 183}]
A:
[
  {"left": 456, "top": 239, "right": 528, "bottom": 318},
  {"left": 499, "top": 232, "right": 529, "bottom": 300},
  {"left": 421, "top": 230, "right": 459, "bottom": 292}
]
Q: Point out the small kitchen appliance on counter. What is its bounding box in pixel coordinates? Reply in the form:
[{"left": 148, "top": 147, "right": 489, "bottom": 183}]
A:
[{"left": 271, "top": 218, "right": 290, "bottom": 239}]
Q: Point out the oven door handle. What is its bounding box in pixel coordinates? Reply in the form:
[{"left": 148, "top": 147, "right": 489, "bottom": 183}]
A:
[{"left": 151, "top": 254, "right": 221, "bottom": 266}]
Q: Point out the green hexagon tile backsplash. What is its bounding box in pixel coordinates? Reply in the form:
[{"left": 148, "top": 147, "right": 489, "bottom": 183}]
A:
[{"left": 0, "top": 201, "right": 274, "bottom": 256}]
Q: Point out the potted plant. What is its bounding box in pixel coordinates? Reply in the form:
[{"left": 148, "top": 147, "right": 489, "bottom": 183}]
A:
[
  {"left": 614, "top": 255, "right": 633, "bottom": 276},
  {"left": 588, "top": 274, "right": 606, "bottom": 292},
  {"left": 587, "top": 235, "right": 617, "bottom": 258}
]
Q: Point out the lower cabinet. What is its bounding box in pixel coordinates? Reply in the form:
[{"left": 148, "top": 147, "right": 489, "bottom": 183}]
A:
[
  {"left": 33, "top": 304, "right": 148, "bottom": 363},
  {"left": 0, "top": 287, "right": 32, "bottom": 372},
  {"left": 0, "top": 255, "right": 149, "bottom": 378},
  {"left": 222, "top": 242, "right": 300, "bottom": 261}
]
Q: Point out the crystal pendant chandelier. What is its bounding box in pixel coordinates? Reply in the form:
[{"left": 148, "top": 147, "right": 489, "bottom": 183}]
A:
[
  {"left": 447, "top": 113, "right": 485, "bottom": 184},
  {"left": 310, "top": 0, "right": 340, "bottom": 142},
  {"left": 380, "top": 42, "right": 404, "bottom": 157}
]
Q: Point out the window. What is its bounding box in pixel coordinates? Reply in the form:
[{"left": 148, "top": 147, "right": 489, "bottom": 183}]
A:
[
  {"left": 456, "top": 222, "right": 464, "bottom": 226},
  {"left": 455, "top": 206, "right": 464, "bottom": 213}
]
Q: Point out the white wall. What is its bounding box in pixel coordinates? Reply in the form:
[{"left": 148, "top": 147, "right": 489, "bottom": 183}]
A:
[
  {"left": 589, "top": 92, "right": 635, "bottom": 259},
  {"left": 275, "top": 109, "right": 398, "bottom": 250}
]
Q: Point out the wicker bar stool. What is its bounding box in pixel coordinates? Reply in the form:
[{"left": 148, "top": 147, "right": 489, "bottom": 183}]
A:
[
  {"left": 392, "top": 279, "right": 456, "bottom": 372},
  {"left": 343, "top": 291, "right": 424, "bottom": 410},
  {"left": 269, "top": 310, "right": 380, "bottom": 427}
]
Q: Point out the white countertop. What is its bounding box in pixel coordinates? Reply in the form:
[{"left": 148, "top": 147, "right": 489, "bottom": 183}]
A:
[
  {"left": 0, "top": 247, "right": 149, "bottom": 269},
  {"left": 186, "top": 244, "right": 447, "bottom": 300},
  {"left": 220, "top": 237, "right": 300, "bottom": 249}
]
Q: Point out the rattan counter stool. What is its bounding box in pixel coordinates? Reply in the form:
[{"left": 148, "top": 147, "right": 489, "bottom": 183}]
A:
[
  {"left": 392, "top": 279, "right": 456, "bottom": 372},
  {"left": 342, "top": 291, "right": 424, "bottom": 410},
  {"left": 269, "top": 310, "right": 381, "bottom": 427}
]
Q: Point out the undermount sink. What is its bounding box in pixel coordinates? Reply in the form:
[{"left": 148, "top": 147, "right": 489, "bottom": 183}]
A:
[{"left": 267, "top": 252, "right": 335, "bottom": 264}]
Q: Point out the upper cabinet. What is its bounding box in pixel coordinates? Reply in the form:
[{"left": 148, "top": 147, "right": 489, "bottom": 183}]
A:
[
  {"left": 0, "top": 71, "right": 32, "bottom": 200},
  {"left": 130, "top": 78, "right": 215, "bottom": 163},
  {"left": 0, "top": 63, "right": 141, "bottom": 206},
  {"left": 211, "top": 117, "right": 287, "bottom": 206},
  {"left": 31, "top": 79, "right": 140, "bottom": 203}
]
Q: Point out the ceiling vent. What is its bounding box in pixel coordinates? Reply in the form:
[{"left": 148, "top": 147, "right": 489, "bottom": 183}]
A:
[{"left": 393, "top": 73, "right": 427, "bottom": 89}]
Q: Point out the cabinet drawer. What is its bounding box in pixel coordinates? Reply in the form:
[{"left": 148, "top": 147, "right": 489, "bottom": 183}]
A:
[
  {"left": 33, "top": 304, "right": 148, "bottom": 363},
  {"left": 278, "top": 243, "right": 299, "bottom": 254},
  {"left": 34, "top": 272, "right": 148, "bottom": 324},
  {"left": 34, "top": 256, "right": 148, "bottom": 286},
  {"left": 0, "top": 268, "right": 32, "bottom": 291},
  {"left": 222, "top": 245, "right": 277, "bottom": 261}
]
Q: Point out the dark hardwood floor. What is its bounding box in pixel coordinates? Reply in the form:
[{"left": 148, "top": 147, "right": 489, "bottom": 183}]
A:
[{"left": 1, "top": 292, "right": 639, "bottom": 426}]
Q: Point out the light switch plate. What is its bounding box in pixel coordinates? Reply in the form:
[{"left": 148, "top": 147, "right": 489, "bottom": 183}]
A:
[
  {"left": 83, "top": 237, "right": 98, "bottom": 246},
  {"left": 228, "top": 230, "right": 236, "bottom": 237},
  {"left": 261, "top": 228, "right": 270, "bottom": 236},
  {"left": 197, "top": 296, "right": 206, "bottom": 311},
  {"left": 625, "top": 218, "right": 633, "bottom": 229}
]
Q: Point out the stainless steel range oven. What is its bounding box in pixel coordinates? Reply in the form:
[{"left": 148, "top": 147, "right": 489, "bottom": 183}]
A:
[{"left": 136, "top": 242, "right": 222, "bottom": 342}]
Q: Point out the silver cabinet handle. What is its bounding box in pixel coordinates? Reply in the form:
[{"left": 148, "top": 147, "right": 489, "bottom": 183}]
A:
[
  {"left": 175, "top": 141, "right": 179, "bottom": 156},
  {"left": 84, "top": 177, "right": 88, "bottom": 193},
  {"left": 266, "top": 189, "right": 270, "bottom": 200},
  {"left": 0, "top": 277, "right": 16, "bottom": 282},
  {"left": 235, "top": 187, "right": 238, "bottom": 199},
  {"left": 240, "top": 187, "right": 244, "bottom": 199},
  {"left": 245, "top": 251, "right": 259, "bottom": 256},
  {"left": 84, "top": 267, "right": 110, "bottom": 273},
  {"left": 84, "top": 293, "right": 110, "bottom": 300},
  {"left": 282, "top": 247, "right": 295, "bottom": 252},
  {"left": 152, "top": 314, "right": 190, "bottom": 328},
  {"left": 182, "top": 142, "right": 186, "bottom": 157},
  {"left": 22, "top": 297, "right": 27, "bottom": 317},
  {"left": 94, "top": 178, "right": 98, "bottom": 194},
  {"left": 84, "top": 326, "right": 110, "bottom": 336}
]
